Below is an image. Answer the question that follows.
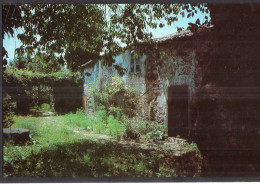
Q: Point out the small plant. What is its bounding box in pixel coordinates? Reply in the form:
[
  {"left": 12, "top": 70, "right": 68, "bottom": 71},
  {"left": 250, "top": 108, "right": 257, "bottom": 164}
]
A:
[
  {"left": 60, "top": 125, "right": 73, "bottom": 135},
  {"left": 40, "top": 103, "right": 50, "bottom": 112},
  {"left": 97, "top": 104, "right": 107, "bottom": 121},
  {"left": 145, "top": 129, "right": 167, "bottom": 142},
  {"left": 108, "top": 106, "right": 123, "bottom": 121},
  {"left": 89, "top": 76, "right": 141, "bottom": 118},
  {"left": 65, "top": 108, "right": 88, "bottom": 127},
  {"left": 124, "top": 115, "right": 168, "bottom": 142},
  {"left": 106, "top": 115, "right": 126, "bottom": 140},
  {"left": 93, "top": 117, "right": 106, "bottom": 134}
]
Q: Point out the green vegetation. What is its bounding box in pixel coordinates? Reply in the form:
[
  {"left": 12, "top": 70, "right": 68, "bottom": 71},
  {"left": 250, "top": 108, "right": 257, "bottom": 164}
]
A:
[
  {"left": 90, "top": 76, "right": 141, "bottom": 117},
  {"left": 3, "top": 68, "right": 82, "bottom": 87},
  {"left": 2, "top": 4, "right": 206, "bottom": 177},
  {"left": 40, "top": 103, "right": 51, "bottom": 112},
  {"left": 4, "top": 114, "right": 201, "bottom": 178},
  {"left": 3, "top": 93, "right": 16, "bottom": 128},
  {"left": 3, "top": 68, "right": 83, "bottom": 114},
  {"left": 107, "top": 115, "right": 126, "bottom": 141},
  {"left": 124, "top": 115, "right": 167, "bottom": 142}
]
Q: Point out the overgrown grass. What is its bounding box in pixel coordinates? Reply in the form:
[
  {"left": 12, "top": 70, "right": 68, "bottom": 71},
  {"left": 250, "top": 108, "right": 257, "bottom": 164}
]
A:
[
  {"left": 4, "top": 114, "right": 199, "bottom": 178},
  {"left": 4, "top": 137, "right": 181, "bottom": 177},
  {"left": 4, "top": 109, "right": 201, "bottom": 178}
]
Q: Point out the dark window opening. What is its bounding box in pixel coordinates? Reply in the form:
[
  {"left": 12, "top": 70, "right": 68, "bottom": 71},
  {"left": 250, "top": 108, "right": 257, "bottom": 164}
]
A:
[
  {"left": 85, "top": 72, "right": 91, "bottom": 76},
  {"left": 168, "top": 85, "right": 189, "bottom": 138},
  {"left": 131, "top": 51, "right": 141, "bottom": 74},
  {"left": 131, "top": 52, "right": 135, "bottom": 73}
]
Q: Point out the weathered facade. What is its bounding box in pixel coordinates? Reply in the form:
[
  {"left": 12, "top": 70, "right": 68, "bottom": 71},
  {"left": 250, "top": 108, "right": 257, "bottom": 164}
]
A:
[
  {"left": 82, "top": 26, "right": 213, "bottom": 138},
  {"left": 82, "top": 8, "right": 260, "bottom": 176}
]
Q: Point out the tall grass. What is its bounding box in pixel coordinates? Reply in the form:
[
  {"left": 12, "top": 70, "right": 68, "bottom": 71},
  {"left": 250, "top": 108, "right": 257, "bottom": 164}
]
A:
[{"left": 4, "top": 113, "right": 201, "bottom": 178}]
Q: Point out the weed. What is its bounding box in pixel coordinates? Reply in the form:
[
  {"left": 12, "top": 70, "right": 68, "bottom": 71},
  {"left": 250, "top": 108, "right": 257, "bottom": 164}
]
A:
[
  {"left": 89, "top": 76, "right": 141, "bottom": 117},
  {"left": 93, "top": 117, "right": 106, "bottom": 134},
  {"left": 13, "top": 116, "right": 40, "bottom": 138},
  {"left": 64, "top": 109, "right": 90, "bottom": 129},
  {"left": 4, "top": 115, "right": 202, "bottom": 178},
  {"left": 123, "top": 115, "right": 167, "bottom": 142},
  {"left": 106, "top": 115, "right": 126, "bottom": 140},
  {"left": 40, "top": 103, "right": 50, "bottom": 112}
]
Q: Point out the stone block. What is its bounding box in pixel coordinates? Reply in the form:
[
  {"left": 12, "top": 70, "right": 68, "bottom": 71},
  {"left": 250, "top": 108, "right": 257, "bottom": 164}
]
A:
[{"left": 3, "top": 128, "right": 31, "bottom": 145}]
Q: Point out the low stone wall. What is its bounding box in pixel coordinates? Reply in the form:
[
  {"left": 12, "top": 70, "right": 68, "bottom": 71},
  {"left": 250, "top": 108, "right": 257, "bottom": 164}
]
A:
[
  {"left": 115, "top": 137, "right": 203, "bottom": 177},
  {"left": 3, "top": 128, "right": 31, "bottom": 145}
]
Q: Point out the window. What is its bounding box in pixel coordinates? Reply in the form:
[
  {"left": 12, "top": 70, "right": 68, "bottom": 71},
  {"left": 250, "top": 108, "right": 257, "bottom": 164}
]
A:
[{"left": 131, "top": 51, "right": 140, "bottom": 74}]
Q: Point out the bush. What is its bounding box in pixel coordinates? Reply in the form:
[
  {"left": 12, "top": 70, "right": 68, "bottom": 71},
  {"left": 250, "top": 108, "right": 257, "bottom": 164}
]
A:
[
  {"left": 106, "top": 115, "right": 126, "bottom": 140},
  {"left": 123, "top": 115, "right": 167, "bottom": 142},
  {"left": 65, "top": 109, "right": 91, "bottom": 129},
  {"left": 3, "top": 93, "right": 16, "bottom": 128},
  {"left": 89, "top": 76, "right": 141, "bottom": 117},
  {"left": 93, "top": 117, "right": 106, "bottom": 134},
  {"left": 144, "top": 125, "right": 168, "bottom": 142},
  {"left": 108, "top": 106, "right": 123, "bottom": 121},
  {"left": 97, "top": 104, "right": 107, "bottom": 121},
  {"left": 41, "top": 103, "right": 50, "bottom": 112}
]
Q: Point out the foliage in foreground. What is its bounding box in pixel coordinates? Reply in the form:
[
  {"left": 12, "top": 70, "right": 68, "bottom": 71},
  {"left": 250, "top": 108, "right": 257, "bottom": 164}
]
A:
[
  {"left": 3, "top": 93, "right": 16, "bottom": 128},
  {"left": 4, "top": 115, "right": 201, "bottom": 178},
  {"left": 4, "top": 139, "right": 176, "bottom": 178}
]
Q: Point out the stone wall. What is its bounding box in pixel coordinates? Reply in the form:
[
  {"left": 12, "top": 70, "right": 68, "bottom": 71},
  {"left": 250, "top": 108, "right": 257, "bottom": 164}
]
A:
[
  {"left": 82, "top": 42, "right": 203, "bottom": 127},
  {"left": 144, "top": 41, "right": 200, "bottom": 126}
]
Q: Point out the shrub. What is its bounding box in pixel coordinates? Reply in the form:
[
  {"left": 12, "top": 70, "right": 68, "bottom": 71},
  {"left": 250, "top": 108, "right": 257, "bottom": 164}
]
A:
[
  {"left": 97, "top": 104, "right": 107, "bottom": 121},
  {"left": 93, "top": 117, "right": 106, "bottom": 134},
  {"left": 3, "top": 93, "right": 16, "bottom": 128},
  {"left": 106, "top": 115, "right": 126, "bottom": 140},
  {"left": 92, "top": 105, "right": 107, "bottom": 134},
  {"left": 123, "top": 115, "right": 167, "bottom": 142},
  {"left": 89, "top": 76, "right": 141, "bottom": 117},
  {"left": 144, "top": 125, "right": 168, "bottom": 142},
  {"left": 65, "top": 109, "right": 90, "bottom": 128},
  {"left": 108, "top": 106, "right": 123, "bottom": 121},
  {"left": 40, "top": 103, "right": 50, "bottom": 112}
]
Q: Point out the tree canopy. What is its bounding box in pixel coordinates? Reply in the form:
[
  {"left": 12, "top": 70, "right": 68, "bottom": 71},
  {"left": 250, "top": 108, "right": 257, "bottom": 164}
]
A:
[
  {"left": 2, "top": 5, "right": 22, "bottom": 70},
  {"left": 3, "top": 4, "right": 209, "bottom": 72}
]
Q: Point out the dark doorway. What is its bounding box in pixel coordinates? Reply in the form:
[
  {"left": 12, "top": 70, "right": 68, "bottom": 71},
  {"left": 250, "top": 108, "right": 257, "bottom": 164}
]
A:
[{"left": 168, "top": 85, "right": 189, "bottom": 138}]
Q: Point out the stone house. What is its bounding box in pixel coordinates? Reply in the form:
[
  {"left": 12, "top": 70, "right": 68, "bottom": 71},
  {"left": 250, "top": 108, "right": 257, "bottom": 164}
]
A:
[
  {"left": 82, "top": 25, "right": 213, "bottom": 138},
  {"left": 82, "top": 5, "right": 260, "bottom": 176}
]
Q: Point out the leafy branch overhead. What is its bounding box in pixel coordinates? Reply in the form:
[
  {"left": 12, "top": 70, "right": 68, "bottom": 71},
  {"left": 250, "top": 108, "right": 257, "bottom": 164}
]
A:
[{"left": 4, "top": 4, "right": 209, "bottom": 72}]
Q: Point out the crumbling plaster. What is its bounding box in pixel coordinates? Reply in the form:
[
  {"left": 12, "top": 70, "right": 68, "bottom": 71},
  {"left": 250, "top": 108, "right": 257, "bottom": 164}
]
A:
[{"left": 83, "top": 41, "right": 202, "bottom": 126}]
